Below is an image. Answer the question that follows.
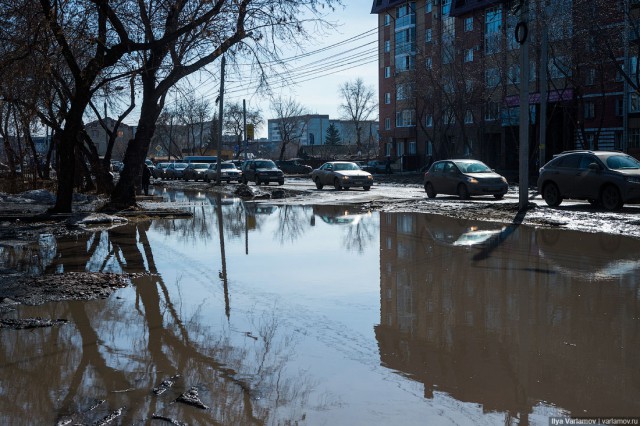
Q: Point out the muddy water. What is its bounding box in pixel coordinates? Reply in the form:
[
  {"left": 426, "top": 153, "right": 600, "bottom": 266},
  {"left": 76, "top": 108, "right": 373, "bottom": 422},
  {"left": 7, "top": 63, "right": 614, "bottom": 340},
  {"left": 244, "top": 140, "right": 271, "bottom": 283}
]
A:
[{"left": 1, "top": 192, "right": 639, "bottom": 425}]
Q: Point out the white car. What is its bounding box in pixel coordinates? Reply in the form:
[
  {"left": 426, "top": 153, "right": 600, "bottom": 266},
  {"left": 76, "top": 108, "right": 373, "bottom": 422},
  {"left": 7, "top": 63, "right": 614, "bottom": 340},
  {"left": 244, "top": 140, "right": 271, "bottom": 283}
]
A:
[{"left": 310, "top": 161, "right": 374, "bottom": 191}]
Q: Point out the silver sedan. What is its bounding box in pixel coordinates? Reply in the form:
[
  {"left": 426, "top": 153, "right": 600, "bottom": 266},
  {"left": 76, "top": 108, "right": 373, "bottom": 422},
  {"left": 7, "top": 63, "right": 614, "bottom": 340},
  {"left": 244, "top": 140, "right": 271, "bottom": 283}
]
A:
[{"left": 311, "top": 161, "right": 374, "bottom": 191}]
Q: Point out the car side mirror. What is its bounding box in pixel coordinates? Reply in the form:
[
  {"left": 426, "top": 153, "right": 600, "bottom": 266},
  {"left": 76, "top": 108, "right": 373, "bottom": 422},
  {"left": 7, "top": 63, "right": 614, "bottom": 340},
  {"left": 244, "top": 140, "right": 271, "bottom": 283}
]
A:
[{"left": 588, "top": 163, "right": 600, "bottom": 171}]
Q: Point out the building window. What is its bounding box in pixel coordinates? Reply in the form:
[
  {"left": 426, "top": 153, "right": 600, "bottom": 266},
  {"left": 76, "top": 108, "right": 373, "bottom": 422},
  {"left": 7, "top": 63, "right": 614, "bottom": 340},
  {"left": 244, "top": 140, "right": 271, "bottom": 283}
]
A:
[
  {"left": 385, "top": 93, "right": 391, "bottom": 104},
  {"left": 486, "top": 68, "right": 500, "bottom": 87},
  {"left": 385, "top": 117, "right": 391, "bottom": 130},
  {"left": 584, "top": 102, "right": 595, "bottom": 119},
  {"left": 396, "top": 55, "right": 415, "bottom": 72},
  {"left": 386, "top": 142, "right": 393, "bottom": 156},
  {"left": 485, "top": 102, "right": 500, "bottom": 121},
  {"left": 425, "top": 57, "right": 432, "bottom": 69},
  {"left": 485, "top": 6, "right": 502, "bottom": 55},
  {"left": 426, "top": 0, "right": 432, "bottom": 13},
  {"left": 426, "top": 114, "right": 433, "bottom": 127},
  {"left": 464, "top": 110, "right": 473, "bottom": 124},
  {"left": 396, "top": 142, "right": 404, "bottom": 157},
  {"left": 549, "top": 56, "right": 572, "bottom": 79},
  {"left": 408, "top": 140, "right": 417, "bottom": 154},
  {"left": 465, "top": 79, "right": 473, "bottom": 93},
  {"left": 385, "top": 66, "right": 391, "bottom": 78},
  {"left": 464, "top": 17, "right": 473, "bottom": 32},
  {"left": 443, "top": 108, "right": 455, "bottom": 125},
  {"left": 616, "top": 97, "right": 624, "bottom": 117},
  {"left": 425, "top": 28, "right": 432, "bottom": 43},
  {"left": 396, "top": 110, "right": 416, "bottom": 127},
  {"left": 384, "top": 14, "right": 391, "bottom": 26},
  {"left": 585, "top": 68, "right": 596, "bottom": 86},
  {"left": 385, "top": 40, "right": 391, "bottom": 52},
  {"left": 464, "top": 48, "right": 473, "bottom": 63},
  {"left": 631, "top": 129, "right": 640, "bottom": 149},
  {"left": 397, "top": 83, "right": 412, "bottom": 100},
  {"left": 631, "top": 93, "right": 640, "bottom": 113},
  {"left": 508, "top": 64, "right": 520, "bottom": 84}
]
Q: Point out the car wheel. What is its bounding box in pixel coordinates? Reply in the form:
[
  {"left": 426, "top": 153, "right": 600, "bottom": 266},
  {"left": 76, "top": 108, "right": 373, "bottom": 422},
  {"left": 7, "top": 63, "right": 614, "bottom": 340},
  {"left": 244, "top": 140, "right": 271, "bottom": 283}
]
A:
[
  {"left": 425, "top": 182, "right": 436, "bottom": 198},
  {"left": 363, "top": 186, "right": 371, "bottom": 191},
  {"left": 278, "top": 180, "right": 284, "bottom": 186},
  {"left": 494, "top": 194, "right": 504, "bottom": 200},
  {"left": 204, "top": 176, "right": 209, "bottom": 183},
  {"left": 242, "top": 176, "right": 248, "bottom": 184},
  {"left": 542, "top": 182, "right": 562, "bottom": 207},
  {"left": 255, "top": 176, "right": 261, "bottom": 185},
  {"left": 600, "top": 185, "right": 623, "bottom": 211},
  {"left": 457, "top": 184, "right": 470, "bottom": 200},
  {"left": 315, "top": 178, "right": 324, "bottom": 190},
  {"left": 333, "top": 178, "right": 342, "bottom": 191}
]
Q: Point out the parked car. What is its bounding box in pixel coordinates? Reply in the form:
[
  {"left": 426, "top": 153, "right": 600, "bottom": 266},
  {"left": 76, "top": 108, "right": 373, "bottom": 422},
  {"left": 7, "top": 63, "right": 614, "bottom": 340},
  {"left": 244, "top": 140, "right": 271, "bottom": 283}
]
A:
[
  {"left": 362, "top": 159, "right": 389, "bottom": 174},
  {"left": 537, "top": 150, "right": 640, "bottom": 210},
  {"left": 423, "top": 159, "right": 508, "bottom": 199},
  {"left": 110, "top": 160, "right": 124, "bottom": 173},
  {"left": 241, "top": 159, "right": 285, "bottom": 185},
  {"left": 164, "top": 162, "right": 188, "bottom": 180},
  {"left": 203, "top": 162, "right": 243, "bottom": 183},
  {"left": 153, "top": 162, "right": 171, "bottom": 179},
  {"left": 311, "top": 161, "right": 374, "bottom": 191},
  {"left": 276, "top": 158, "right": 313, "bottom": 175},
  {"left": 182, "top": 163, "right": 210, "bottom": 181}
]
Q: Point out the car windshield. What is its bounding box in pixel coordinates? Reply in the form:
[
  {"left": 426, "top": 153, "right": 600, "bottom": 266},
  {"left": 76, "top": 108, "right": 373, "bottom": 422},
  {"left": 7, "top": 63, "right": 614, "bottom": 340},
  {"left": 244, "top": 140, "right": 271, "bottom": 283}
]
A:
[
  {"left": 333, "top": 163, "right": 360, "bottom": 171},
  {"left": 605, "top": 155, "right": 640, "bottom": 170},
  {"left": 221, "top": 163, "right": 235, "bottom": 169},
  {"left": 192, "top": 163, "right": 209, "bottom": 169},
  {"left": 255, "top": 160, "right": 276, "bottom": 168},
  {"left": 174, "top": 163, "right": 187, "bottom": 169},
  {"left": 453, "top": 161, "right": 491, "bottom": 173}
]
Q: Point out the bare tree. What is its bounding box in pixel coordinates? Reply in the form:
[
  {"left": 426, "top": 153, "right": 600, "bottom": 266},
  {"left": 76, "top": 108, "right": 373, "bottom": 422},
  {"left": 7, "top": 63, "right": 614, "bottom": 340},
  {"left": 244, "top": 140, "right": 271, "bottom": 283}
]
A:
[
  {"left": 270, "top": 97, "right": 307, "bottom": 160},
  {"left": 338, "top": 78, "right": 377, "bottom": 153},
  {"left": 223, "top": 101, "right": 263, "bottom": 158},
  {"left": 110, "top": 0, "right": 342, "bottom": 209}
]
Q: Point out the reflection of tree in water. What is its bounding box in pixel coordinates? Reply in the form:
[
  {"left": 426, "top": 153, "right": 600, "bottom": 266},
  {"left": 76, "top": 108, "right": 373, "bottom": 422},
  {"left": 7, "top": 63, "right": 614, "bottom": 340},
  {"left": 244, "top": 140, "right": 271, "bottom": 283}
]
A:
[
  {"left": 0, "top": 221, "right": 317, "bottom": 425},
  {"left": 273, "top": 205, "right": 313, "bottom": 244},
  {"left": 343, "top": 217, "right": 376, "bottom": 255}
]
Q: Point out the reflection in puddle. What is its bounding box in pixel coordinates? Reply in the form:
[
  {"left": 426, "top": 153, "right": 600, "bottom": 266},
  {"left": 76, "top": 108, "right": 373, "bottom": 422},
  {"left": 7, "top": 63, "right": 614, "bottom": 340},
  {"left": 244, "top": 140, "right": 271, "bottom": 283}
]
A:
[{"left": 1, "top": 196, "right": 639, "bottom": 424}]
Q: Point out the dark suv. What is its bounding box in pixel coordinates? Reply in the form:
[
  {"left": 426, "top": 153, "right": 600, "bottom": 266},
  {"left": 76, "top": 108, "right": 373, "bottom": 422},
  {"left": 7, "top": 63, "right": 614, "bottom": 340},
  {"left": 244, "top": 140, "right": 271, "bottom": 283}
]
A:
[
  {"left": 537, "top": 150, "right": 640, "bottom": 210},
  {"left": 241, "top": 159, "right": 285, "bottom": 185},
  {"left": 275, "top": 158, "right": 312, "bottom": 175}
]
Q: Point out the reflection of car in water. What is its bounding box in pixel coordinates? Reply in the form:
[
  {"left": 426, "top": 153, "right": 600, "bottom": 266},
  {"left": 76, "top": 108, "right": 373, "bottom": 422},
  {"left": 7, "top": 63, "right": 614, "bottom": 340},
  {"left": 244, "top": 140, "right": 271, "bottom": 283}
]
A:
[
  {"left": 244, "top": 204, "right": 277, "bottom": 216},
  {"left": 537, "top": 228, "right": 640, "bottom": 279},
  {"left": 452, "top": 228, "right": 505, "bottom": 246},
  {"left": 422, "top": 215, "right": 505, "bottom": 248},
  {"left": 313, "top": 205, "right": 367, "bottom": 225}
]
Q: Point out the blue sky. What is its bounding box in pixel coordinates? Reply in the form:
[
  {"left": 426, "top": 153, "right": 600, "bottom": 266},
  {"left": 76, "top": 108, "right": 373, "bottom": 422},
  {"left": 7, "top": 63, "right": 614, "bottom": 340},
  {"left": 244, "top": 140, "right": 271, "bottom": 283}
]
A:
[{"left": 219, "top": 2, "right": 379, "bottom": 138}]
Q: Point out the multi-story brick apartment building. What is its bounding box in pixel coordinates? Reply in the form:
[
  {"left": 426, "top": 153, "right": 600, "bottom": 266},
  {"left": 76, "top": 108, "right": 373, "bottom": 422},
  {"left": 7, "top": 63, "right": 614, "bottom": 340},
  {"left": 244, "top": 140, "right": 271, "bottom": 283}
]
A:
[{"left": 371, "top": 0, "right": 639, "bottom": 173}]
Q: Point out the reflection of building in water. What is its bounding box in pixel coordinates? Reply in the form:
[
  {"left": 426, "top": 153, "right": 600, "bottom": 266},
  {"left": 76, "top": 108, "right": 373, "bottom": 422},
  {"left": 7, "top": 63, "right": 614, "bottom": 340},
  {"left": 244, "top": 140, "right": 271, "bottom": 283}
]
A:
[{"left": 377, "top": 212, "right": 640, "bottom": 421}]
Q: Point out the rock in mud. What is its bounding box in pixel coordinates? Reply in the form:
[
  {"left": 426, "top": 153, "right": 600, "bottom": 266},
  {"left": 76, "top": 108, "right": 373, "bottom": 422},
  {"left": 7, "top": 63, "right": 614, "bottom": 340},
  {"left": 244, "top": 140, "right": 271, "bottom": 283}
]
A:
[
  {"left": 153, "top": 374, "right": 181, "bottom": 395},
  {"left": 0, "top": 317, "right": 68, "bottom": 329},
  {"left": 176, "top": 387, "right": 209, "bottom": 409}
]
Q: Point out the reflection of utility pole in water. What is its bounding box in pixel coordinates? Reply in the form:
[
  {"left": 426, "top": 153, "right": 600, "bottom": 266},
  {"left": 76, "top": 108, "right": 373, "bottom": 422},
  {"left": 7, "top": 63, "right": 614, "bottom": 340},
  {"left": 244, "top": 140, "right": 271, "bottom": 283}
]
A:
[{"left": 216, "top": 193, "right": 230, "bottom": 319}]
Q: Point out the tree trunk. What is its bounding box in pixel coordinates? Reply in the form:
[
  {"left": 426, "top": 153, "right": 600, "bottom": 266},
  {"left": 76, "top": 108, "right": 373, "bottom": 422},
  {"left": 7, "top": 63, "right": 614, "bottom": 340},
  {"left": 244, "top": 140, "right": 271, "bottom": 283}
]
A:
[{"left": 109, "top": 99, "right": 160, "bottom": 209}]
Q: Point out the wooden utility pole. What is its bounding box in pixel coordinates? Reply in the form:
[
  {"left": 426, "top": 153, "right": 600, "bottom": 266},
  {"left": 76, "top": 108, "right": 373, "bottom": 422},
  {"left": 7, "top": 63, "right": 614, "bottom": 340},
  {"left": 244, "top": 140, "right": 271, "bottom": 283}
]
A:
[
  {"left": 216, "top": 55, "right": 225, "bottom": 183},
  {"left": 517, "top": 0, "right": 530, "bottom": 211}
]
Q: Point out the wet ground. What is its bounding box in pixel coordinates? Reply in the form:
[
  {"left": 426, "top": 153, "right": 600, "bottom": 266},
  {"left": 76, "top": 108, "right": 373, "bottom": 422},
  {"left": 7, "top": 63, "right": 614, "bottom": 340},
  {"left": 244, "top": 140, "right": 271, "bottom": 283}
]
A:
[{"left": 1, "top": 187, "right": 639, "bottom": 425}]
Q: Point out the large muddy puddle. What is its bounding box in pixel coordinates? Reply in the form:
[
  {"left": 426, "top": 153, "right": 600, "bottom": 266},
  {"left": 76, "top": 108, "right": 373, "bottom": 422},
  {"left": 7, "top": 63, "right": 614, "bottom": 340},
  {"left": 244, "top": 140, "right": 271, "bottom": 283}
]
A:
[{"left": 1, "top": 190, "right": 639, "bottom": 425}]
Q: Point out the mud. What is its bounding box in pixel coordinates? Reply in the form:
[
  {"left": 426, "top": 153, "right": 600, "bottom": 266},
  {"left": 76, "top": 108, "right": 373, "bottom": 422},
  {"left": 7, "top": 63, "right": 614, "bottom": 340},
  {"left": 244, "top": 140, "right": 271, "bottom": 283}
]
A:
[{"left": 0, "top": 271, "right": 133, "bottom": 314}]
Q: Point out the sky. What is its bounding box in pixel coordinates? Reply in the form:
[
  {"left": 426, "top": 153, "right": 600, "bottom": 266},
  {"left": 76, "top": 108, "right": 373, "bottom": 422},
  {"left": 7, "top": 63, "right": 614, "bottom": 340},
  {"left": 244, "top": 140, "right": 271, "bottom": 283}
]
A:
[{"left": 197, "top": 2, "right": 379, "bottom": 139}]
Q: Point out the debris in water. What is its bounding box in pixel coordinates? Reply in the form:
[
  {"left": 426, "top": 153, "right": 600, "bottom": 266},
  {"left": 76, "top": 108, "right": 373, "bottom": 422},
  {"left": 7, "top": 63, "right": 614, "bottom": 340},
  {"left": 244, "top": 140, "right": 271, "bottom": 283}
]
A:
[
  {"left": 153, "top": 374, "right": 181, "bottom": 395},
  {"left": 176, "top": 387, "right": 209, "bottom": 409},
  {"left": 0, "top": 317, "right": 68, "bottom": 329}
]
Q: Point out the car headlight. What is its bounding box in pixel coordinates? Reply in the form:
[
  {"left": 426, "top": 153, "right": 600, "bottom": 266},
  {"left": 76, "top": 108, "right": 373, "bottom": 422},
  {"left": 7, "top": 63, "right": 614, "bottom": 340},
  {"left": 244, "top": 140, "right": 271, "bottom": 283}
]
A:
[
  {"left": 342, "top": 176, "right": 350, "bottom": 181},
  {"left": 500, "top": 177, "right": 508, "bottom": 184},
  {"left": 466, "top": 177, "right": 478, "bottom": 184},
  {"left": 627, "top": 176, "right": 640, "bottom": 184},
  {"left": 367, "top": 175, "right": 373, "bottom": 180}
]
